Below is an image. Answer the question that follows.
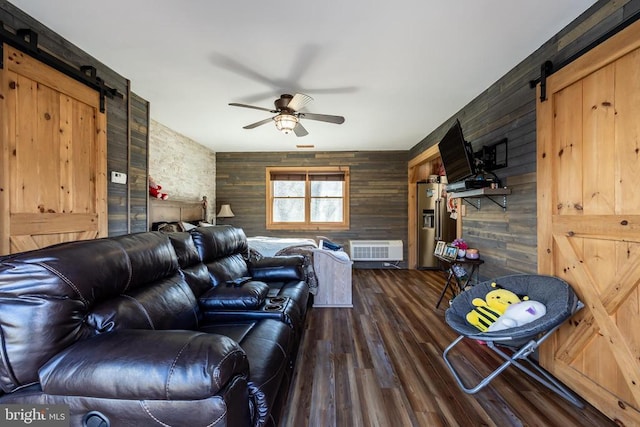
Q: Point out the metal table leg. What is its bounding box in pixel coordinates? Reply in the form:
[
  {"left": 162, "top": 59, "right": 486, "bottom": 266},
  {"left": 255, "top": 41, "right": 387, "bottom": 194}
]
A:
[{"left": 435, "top": 268, "right": 455, "bottom": 308}]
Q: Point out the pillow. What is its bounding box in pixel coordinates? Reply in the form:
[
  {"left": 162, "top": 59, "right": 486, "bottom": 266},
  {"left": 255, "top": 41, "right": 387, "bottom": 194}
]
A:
[
  {"left": 199, "top": 221, "right": 215, "bottom": 227},
  {"left": 151, "top": 221, "right": 172, "bottom": 231},
  {"left": 321, "top": 239, "right": 343, "bottom": 251},
  {"left": 157, "top": 222, "right": 184, "bottom": 233},
  {"left": 180, "top": 221, "right": 197, "bottom": 231}
]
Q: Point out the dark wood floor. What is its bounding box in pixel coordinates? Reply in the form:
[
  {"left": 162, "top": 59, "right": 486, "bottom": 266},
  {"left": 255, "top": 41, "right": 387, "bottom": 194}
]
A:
[{"left": 281, "top": 269, "right": 616, "bottom": 427}]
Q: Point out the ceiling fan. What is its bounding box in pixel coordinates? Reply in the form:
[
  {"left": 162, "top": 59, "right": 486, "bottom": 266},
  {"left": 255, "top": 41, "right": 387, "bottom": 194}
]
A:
[{"left": 229, "top": 93, "right": 345, "bottom": 137}]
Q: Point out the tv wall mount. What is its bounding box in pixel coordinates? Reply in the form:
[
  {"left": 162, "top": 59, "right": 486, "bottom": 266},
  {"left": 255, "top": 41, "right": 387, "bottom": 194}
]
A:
[
  {"left": 451, "top": 137, "right": 510, "bottom": 211},
  {"left": 474, "top": 137, "right": 507, "bottom": 172}
]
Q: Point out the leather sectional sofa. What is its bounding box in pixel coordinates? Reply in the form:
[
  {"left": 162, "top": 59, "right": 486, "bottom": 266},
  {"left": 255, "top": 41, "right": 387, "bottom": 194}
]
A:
[{"left": 0, "top": 226, "right": 310, "bottom": 427}]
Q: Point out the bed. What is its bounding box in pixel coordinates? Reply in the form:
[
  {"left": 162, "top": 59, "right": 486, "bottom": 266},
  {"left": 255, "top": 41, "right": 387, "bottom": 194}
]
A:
[
  {"left": 148, "top": 198, "right": 206, "bottom": 231},
  {"left": 246, "top": 236, "right": 318, "bottom": 257}
]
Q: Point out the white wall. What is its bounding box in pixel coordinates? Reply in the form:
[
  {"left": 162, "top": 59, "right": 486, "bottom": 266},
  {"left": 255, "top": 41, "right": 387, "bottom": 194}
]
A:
[{"left": 149, "top": 119, "right": 216, "bottom": 221}]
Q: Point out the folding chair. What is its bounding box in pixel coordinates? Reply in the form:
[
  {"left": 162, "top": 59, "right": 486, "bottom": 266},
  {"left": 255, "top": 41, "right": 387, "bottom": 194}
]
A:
[{"left": 442, "top": 274, "right": 584, "bottom": 407}]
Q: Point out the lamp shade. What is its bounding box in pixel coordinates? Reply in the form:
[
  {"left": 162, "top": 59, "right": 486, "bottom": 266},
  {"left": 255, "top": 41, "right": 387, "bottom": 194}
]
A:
[
  {"left": 217, "top": 204, "right": 235, "bottom": 218},
  {"left": 274, "top": 114, "right": 298, "bottom": 134}
]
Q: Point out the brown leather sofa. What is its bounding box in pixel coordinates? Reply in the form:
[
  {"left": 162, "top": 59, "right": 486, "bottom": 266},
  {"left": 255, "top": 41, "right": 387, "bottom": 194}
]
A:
[{"left": 0, "top": 226, "right": 310, "bottom": 427}]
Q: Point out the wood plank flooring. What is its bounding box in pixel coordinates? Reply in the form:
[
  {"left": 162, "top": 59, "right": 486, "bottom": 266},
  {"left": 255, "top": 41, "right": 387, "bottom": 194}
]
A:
[{"left": 281, "top": 269, "right": 616, "bottom": 427}]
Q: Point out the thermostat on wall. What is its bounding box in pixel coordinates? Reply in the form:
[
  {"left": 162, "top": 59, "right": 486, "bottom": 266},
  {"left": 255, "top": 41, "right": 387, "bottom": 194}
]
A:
[{"left": 111, "top": 171, "right": 127, "bottom": 184}]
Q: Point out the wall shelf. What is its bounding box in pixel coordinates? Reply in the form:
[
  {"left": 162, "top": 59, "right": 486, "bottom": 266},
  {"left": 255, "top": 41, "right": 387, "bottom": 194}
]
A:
[{"left": 450, "top": 187, "right": 512, "bottom": 211}]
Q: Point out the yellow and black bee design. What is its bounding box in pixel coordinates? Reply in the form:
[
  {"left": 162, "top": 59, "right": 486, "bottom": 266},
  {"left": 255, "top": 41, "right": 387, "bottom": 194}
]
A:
[{"left": 465, "top": 282, "right": 528, "bottom": 332}]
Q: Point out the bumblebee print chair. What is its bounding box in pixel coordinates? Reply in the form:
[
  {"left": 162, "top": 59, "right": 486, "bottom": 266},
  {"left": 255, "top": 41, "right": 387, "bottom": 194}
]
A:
[{"left": 442, "top": 274, "right": 584, "bottom": 407}]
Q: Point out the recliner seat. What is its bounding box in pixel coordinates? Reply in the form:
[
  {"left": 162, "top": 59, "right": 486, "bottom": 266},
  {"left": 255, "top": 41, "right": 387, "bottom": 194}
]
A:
[
  {"left": 189, "top": 226, "right": 310, "bottom": 318},
  {"left": 168, "top": 230, "right": 306, "bottom": 342}
]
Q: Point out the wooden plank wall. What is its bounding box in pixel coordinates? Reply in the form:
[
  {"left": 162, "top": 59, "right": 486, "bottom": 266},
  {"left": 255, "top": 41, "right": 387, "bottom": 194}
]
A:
[
  {"left": 216, "top": 151, "right": 409, "bottom": 267},
  {"left": 106, "top": 91, "right": 130, "bottom": 236},
  {"left": 408, "top": 0, "right": 639, "bottom": 278},
  {"left": 0, "top": 1, "right": 149, "bottom": 237},
  {"left": 130, "top": 93, "right": 150, "bottom": 233}
]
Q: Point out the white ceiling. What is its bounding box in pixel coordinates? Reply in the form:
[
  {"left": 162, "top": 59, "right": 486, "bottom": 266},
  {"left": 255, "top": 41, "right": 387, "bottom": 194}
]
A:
[{"left": 9, "top": 0, "right": 597, "bottom": 152}]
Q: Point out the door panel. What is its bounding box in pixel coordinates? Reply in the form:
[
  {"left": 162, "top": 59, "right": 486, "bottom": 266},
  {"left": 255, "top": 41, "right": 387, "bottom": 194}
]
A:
[
  {"left": 0, "top": 44, "right": 107, "bottom": 254},
  {"left": 537, "top": 21, "right": 640, "bottom": 425}
]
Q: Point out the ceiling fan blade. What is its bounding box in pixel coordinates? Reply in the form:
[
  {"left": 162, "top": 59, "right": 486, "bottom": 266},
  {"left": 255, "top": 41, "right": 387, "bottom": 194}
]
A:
[
  {"left": 303, "top": 86, "right": 359, "bottom": 95},
  {"left": 294, "top": 122, "right": 309, "bottom": 137},
  {"left": 211, "top": 53, "right": 280, "bottom": 88},
  {"left": 287, "top": 93, "right": 313, "bottom": 112},
  {"left": 300, "top": 112, "right": 345, "bottom": 124},
  {"left": 243, "top": 117, "right": 274, "bottom": 129},
  {"left": 229, "top": 102, "right": 276, "bottom": 113}
]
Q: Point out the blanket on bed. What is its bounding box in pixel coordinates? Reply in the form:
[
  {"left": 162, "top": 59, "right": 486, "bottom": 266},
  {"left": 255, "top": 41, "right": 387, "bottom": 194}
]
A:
[{"left": 247, "top": 236, "right": 317, "bottom": 256}]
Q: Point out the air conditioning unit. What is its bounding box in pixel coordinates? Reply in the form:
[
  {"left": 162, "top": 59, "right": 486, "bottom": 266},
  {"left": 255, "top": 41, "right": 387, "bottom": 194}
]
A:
[{"left": 349, "top": 240, "right": 403, "bottom": 261}]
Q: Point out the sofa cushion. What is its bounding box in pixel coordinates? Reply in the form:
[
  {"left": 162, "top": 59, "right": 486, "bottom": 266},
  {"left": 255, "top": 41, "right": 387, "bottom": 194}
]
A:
[
  {"left": 204, "top": 254, "right": 252, "bottom": 286},
  {"left": 191, "top": 226, "right": 249, "bottom": 261},
  {"left": 87, "top": 276, "right": 200, "bottom": 333},
  {"left": 168, "top": 232, "right": 215, "bottom": 298},
  {"left": 167, "top": 231, "right": 201, "bottom": 267},
  {"left": 112, "top": 232, "right": 180, "bottom": 290},
  {"left": 103, "top": 232, "right": 201, "bottom": 331},
  {"left": 190, "top": 226, "right": 251, "bottom": 286}
]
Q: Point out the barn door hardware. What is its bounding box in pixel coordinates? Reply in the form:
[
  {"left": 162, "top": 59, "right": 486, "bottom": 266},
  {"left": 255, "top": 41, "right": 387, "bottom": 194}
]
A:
[
  {"left": 80, "top": 65, "right": 116, "bottom": 112},
  {"left": 528, "top": 9, "right": 640, "bottom": 103},
  {"left": 0, "top": 23, "right": 122, "bottom": 112},
  {"left": 529, "top": 61, "right": 553, "bottom": 102},
  {"left": 16, "top": 28, "right": 38, "bottom": 47}
]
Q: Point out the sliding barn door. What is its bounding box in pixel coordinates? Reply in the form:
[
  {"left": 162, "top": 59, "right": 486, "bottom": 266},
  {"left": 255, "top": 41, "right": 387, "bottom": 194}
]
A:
[
  {"left": 537, "top": 21, "right": 640, "bottom": 424},
  {"left": 0, "top": 44, "right": 107, "bottom": 254}
]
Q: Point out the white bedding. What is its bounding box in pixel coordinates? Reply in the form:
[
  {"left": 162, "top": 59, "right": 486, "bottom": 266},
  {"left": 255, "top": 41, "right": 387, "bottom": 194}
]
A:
[{"left": 247, "top": 236, "right": 317, "bottom": 257}]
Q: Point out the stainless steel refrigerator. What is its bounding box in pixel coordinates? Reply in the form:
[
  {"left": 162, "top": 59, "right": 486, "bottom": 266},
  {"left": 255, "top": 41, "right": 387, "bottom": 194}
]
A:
[{"left": 417, "top": 182, "right": 456, "bottom": 268}]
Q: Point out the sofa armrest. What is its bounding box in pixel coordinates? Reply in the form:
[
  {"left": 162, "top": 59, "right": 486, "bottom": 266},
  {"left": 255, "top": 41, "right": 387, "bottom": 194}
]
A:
[
  {"left": 199, "top": 280, "right": 269, "bottom": 310},
  {"left": 248, "top": 255, "right": 305, "bottom": 281},
  {"left": 39, "top": 329, "right": 249, "bottom": 400}
]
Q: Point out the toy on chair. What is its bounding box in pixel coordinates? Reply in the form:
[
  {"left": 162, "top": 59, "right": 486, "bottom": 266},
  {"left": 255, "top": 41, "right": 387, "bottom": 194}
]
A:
[
  {"left": 487, "top": 300, "right": 546, "bottom": 332},
  {"left": 465, "top": 282, "right": 528, "bottom": 332}
]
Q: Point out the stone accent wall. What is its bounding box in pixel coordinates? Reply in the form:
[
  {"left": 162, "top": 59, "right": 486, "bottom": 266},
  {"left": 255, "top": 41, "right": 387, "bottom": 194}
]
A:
[{"left": 149, "top": 120, "right": 216, "bottom": 221}]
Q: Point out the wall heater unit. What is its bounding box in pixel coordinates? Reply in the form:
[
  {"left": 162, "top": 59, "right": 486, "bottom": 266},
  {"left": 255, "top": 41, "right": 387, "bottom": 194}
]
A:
[{"left": 349, "top": 240, "right": 403, "bottom": 261}]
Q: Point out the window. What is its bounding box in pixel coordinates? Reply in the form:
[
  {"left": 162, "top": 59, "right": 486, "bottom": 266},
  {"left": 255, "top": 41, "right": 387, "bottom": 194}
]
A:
[{"left": 266, "top": 167, "right": 350, "bottom": 230}]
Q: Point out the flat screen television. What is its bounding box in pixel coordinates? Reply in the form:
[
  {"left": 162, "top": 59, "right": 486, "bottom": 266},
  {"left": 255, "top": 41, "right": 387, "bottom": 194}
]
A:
[{"left": 438, "top": 119, "right": 476, "bottom": 184}]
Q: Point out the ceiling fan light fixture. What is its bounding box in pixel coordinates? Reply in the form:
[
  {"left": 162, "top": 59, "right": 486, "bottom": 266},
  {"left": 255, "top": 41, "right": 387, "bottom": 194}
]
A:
[
  {"left": 230, "top": 94, "right": 345, "bottom": 136},
  {"left": 274, "top": 114, "right": 298, "bottom": 134}
]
